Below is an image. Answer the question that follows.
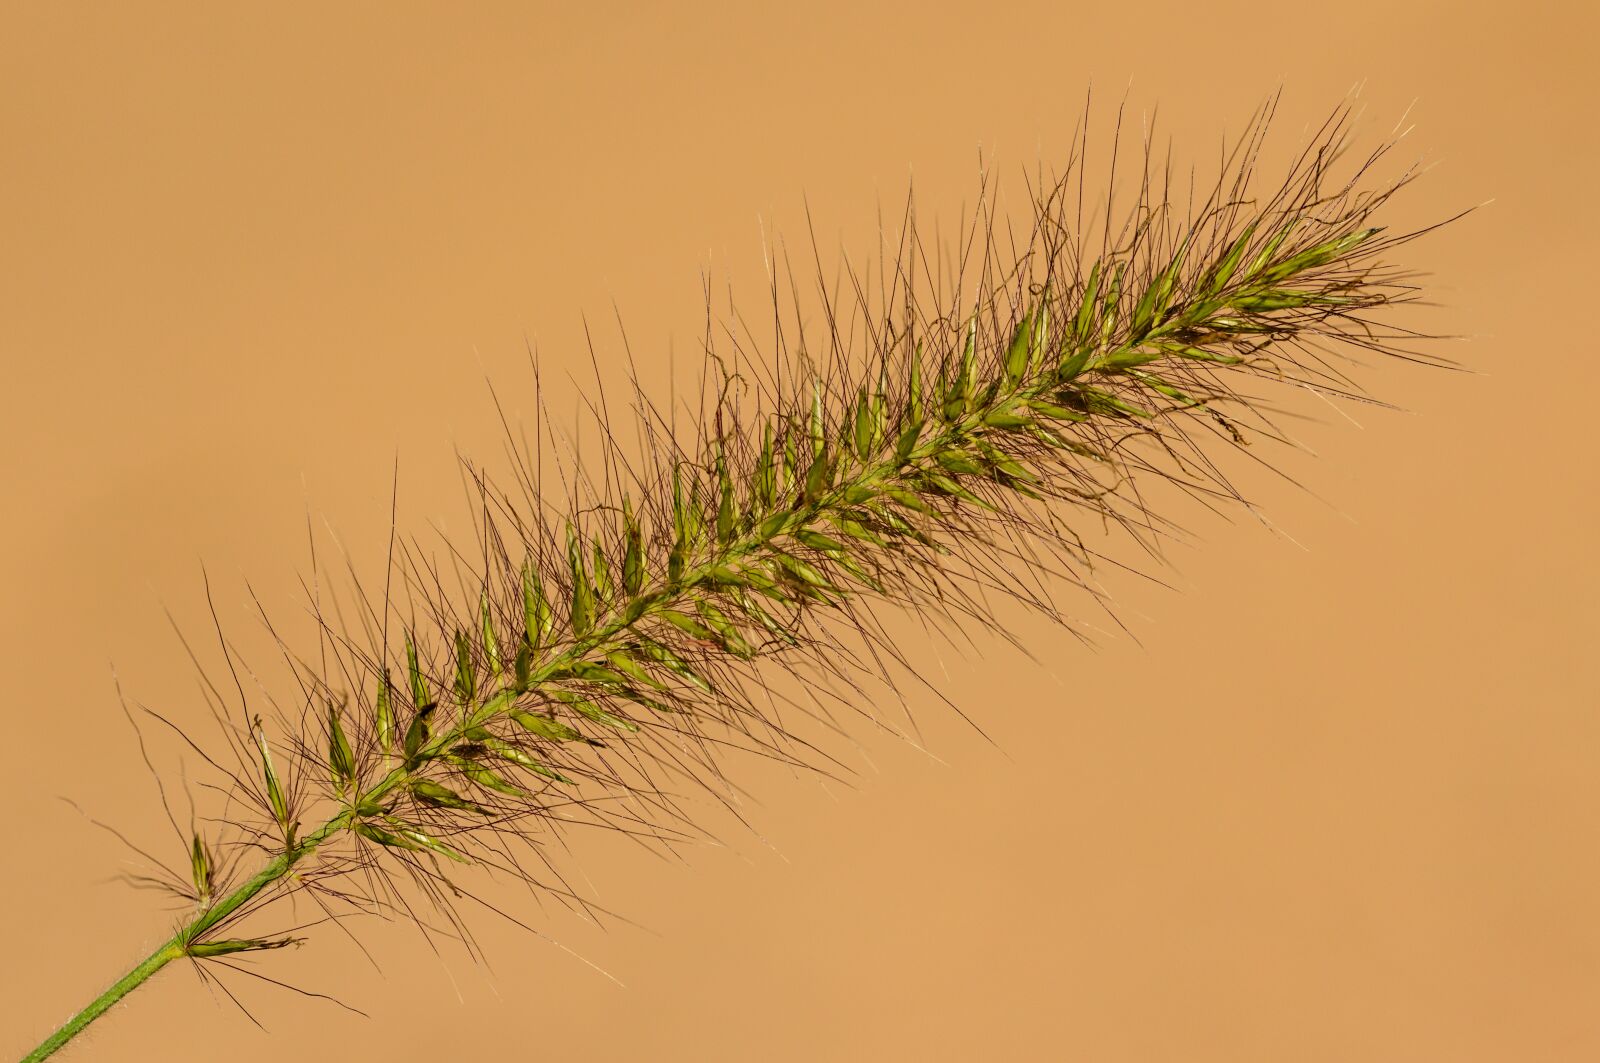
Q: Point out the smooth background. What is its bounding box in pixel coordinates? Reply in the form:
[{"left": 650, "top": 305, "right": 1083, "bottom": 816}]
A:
[{"left": 3, "top": 4, "right": 1596, "bottom": 1061}]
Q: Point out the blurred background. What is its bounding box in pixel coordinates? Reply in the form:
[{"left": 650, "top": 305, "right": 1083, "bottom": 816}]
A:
[{"left": 3, "top": 4, "right": 1596, "bottom": 1060}]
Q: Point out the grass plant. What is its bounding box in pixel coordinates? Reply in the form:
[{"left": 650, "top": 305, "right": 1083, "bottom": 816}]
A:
[{"left": 16, "top": 97, "right": 1458, "bottom": 1060}]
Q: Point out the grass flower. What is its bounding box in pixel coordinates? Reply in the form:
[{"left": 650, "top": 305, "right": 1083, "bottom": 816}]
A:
[{"left": 17, "top": 97, "right": 1459, "bottom": 1061}]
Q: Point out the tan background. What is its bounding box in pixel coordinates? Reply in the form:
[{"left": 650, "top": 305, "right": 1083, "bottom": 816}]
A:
[{"left": 3, "top": 3, "right": 1597, "bottom": 1060}]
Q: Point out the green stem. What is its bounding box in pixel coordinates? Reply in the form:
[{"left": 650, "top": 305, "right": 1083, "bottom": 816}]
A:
[
  {"left": 19, "top": 816, "right": 349, "bottom": 1062},
  {"left": 18, "top": 938, "right": 182, "bottom": 1063}
]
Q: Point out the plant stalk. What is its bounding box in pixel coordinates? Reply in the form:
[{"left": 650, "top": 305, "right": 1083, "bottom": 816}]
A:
[
  {"left": 19, "top": 939, "right": 181, "bottom": 1063},
  {"left": 19, "top": 816, "right": 349, "bottom": 1062}
]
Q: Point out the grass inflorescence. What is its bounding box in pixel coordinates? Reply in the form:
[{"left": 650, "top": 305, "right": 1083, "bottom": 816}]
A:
[{"left": 17, "top": 97, "right": 1459, "bottom": 1060}]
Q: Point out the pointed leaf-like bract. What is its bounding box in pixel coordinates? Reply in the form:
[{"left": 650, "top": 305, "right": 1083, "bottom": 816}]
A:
[
  {"left": 669, "top": 465, "right": 689, "bottom": 584},
  {"left": 851, "top": 387, "right": 874, "bottom": 460},
  {"left": 374, "top": 671, "right": 393, "bottom": 755},
  {"left": 455, "top": 757, "right": 531, "bottom": 796},
  {"left": 513, "top": 643, "right": 533, "bottom": 690},
  {"left": 550, "top": 689, "right": 640, "bottom": 732},
  {"left": 696, "top": 599, "right": 754, "bottom": 658},
  {"left": 327, "top": 700, "right": 355, "bottom": 790},
  {"left": 190, "top": 833, "right": 212, "bottom": 903},
  {"left": 753, "top": 421, "right": 776, "bottom": 511},
  {"left": 522, "top": 561, "right": 553, "bottom": 653},
  {"left": 907, "top": 340, "right": 924, "bottom": 423},
  {"left": 453, "top": 628, "right": 476, "bottom": 706},
  {"left": 355, "top": 821, "right": 467, "bottom": 863},
  {"left": 622, "top": 496, "right": 645, "bottom": 595},
  {"left": 715, "top": 443, "right": 737, "bottom": 544},
  {"left": 803, "top": 445, "right": 833, "bottom": 505},
  {"left": 1003, "top": 316, "right": 1032, "bottom": 388},
  {"left": 1072, "top": 259, "right": 1102, "bottom": 346},
  {"left": 566, "top": 522, "right": 594, "bottom": 638},
  {"left": 404, "top": 633, "right": 430, "bottom": 710},
  {"left": 187, "top": 937, "right": 300, "bottom": 958},
  {"left": 606, "top": 648, "right": 667, "bottom": 689},
  {"left": 1201, "top": 222, "right": 1258, "bottom": 298},
  {"left": 592, "top": 539, "right": 614, "bottom": 603},
  {"left": 403, "top": 702, "right": 435, "bottom": 765},
  {"left": 480, "top": 591, "right": 503, "bottom": 680},
  {"left": 660, "top": 608, "right": 718, "bottom": 643},
  {"left": 253, "top": 719, "right": 290, "bottom": 838},
  {"left": 511, "top": 709, "right": 594, "bottom": 745},
  {"left": 412, "top": 778, "right": 486, "bottom": 814},
  {"left": 634, "top": 638, "right": 714, "bottom": 693},
  {"left": 809, "top": 380, "right": 825, "bottom": 459},
  {"left": 1131, "top": 236, "right": 1187, "bottom": 340}
]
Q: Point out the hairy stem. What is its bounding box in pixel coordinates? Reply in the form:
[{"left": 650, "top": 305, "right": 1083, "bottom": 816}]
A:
[
  {"left": 19, "top": 814, "right": 351, "bottom": 1062},
  {"left": 20, "top": 942, "right": 181, "bottom": 1063}
]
